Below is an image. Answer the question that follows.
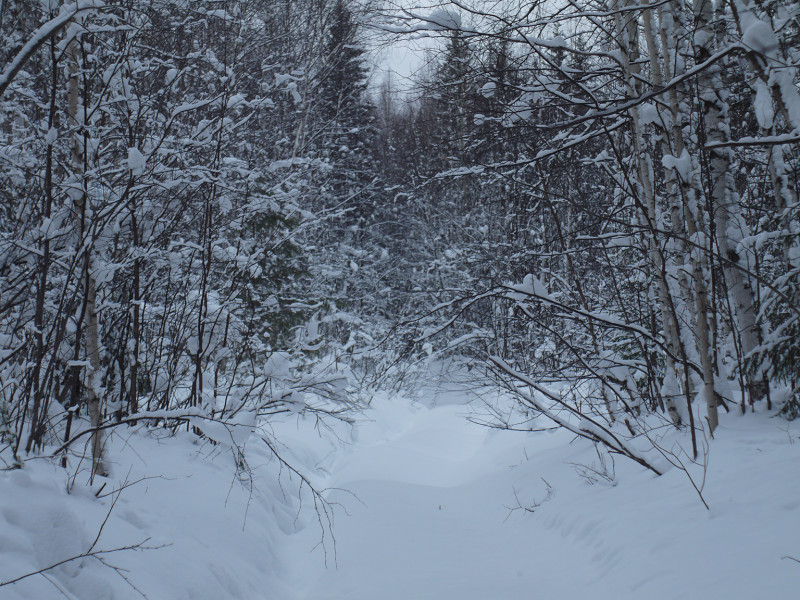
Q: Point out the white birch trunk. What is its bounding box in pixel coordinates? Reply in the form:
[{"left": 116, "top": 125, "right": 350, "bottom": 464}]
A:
[
  {"left": 614, "top": 0, "right": 683, "bottom": 425},
  {"left": 68, "top": 36, "right": 105, "bottom": 476},
  {"left": 696, "top": 0, "right": 765, "bottom": 414}
]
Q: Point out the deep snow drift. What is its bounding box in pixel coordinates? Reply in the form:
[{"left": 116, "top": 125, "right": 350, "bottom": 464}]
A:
[{"left": 2, "top": 375, "right": 799, "bottom": 599}]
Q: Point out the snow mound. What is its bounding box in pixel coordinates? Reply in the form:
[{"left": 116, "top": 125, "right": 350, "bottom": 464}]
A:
[{"left": 1, "top": 429, "right": 302, "bottom": 599}]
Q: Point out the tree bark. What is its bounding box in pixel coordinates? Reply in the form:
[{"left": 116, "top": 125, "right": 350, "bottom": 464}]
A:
[{"left": 67, "top": 35, "right": 105, "bottom": 476}]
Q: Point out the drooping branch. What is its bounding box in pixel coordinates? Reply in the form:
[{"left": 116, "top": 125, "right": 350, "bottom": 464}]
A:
[{"left": 0, "top": 1, "right": 108, "bottom": 98}]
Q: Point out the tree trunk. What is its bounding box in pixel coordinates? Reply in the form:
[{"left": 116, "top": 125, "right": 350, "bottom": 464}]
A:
[
  {"left": 614, "top": 0, "right": 683, "bottom": 426},
  {"left": 67, "top": 35, "right": 105, "bottom": 476}
]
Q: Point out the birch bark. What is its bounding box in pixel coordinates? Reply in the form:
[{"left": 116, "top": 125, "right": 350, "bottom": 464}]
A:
[
  {"left": 613, "top": 0, "right": 683, "bottom": 426},
  {"left": 67, "top": 34, "right": 105, "bottom": 476}
]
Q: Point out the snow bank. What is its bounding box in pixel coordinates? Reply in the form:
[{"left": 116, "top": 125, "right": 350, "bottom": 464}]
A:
[{"left": 1, "top": 428, "right": 304, "bottom": 599}]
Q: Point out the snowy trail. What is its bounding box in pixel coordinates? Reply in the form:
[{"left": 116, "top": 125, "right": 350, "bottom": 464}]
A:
[
  {"left": 282, "top": 386, "right": 800, "bottom": 600},
  {"left": 283, "top": 389, "right": 626, "bottom": 600},
  {"left": 287, "top": 398, "right": 594, "bottom": 600}
]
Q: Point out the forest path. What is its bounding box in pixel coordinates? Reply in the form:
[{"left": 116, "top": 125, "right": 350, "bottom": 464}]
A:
[
  {"left": 283, "top": 382, "right": 610, "bottom": 600},
  {"left": 281, "top": 378, "right": 800, "bottom": 600}
]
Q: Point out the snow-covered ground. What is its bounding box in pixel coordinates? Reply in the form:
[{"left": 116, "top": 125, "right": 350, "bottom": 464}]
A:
[
  {"left": 284, "top": 380, "right": 800, "bottom": 599},
  {"left": 0, "top": 427, "right": 299, "bottom": 600},
  {"left": 2, "top": 374, "right": 799, "bottom": 599}
]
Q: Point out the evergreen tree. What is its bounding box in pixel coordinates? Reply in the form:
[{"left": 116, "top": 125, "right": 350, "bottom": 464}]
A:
[
  {"left": 303, "top": 0, "right": 387, "bottom": 339},
  {"left": 316, "top": 0, "right": 375, "bottom": 202}
]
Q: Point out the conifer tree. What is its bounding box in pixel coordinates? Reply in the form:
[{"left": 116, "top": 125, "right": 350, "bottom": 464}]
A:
[{"left": 316, "top": 0, "right": 376, "bottom": 207}]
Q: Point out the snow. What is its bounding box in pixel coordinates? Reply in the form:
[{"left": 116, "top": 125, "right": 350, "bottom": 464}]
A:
[
  {"left": 422, "top": 9, "right": 462, "bottom": 31},
  {"left": 662, "top": 149, "right": 692, "bottom": 182},
  {"left": 3, "top": 372, "right": 800, "bottom": 599},
  {"left": 742, "top": 19, "right": 780, "bottom": 56},
  {"left": 1, "top": 430, "right": 296, "bottom": 599},
  {"left": 504, "top": 274, "right": 549, "bottom": 300},
  {"left": 283, "top": 380, "right": 800, "bottom": 599},
  {"left": 0, "top": 2, "right": 107, "bottom": 97},
  {"left": 754, "top": 80, "right": 775, "bottom": 129},
  {"left": 126, "top": 147, "right": 145, "bottom": 175},
  {"left": 638, "top": 102, "right": 660, "bottom": 126},
  {"left": 480, "top": 82, "right": 496, "bottom": 98},
  {"left": 524, "top": 35, "right": 568, "bottom": 49},
  {"left": 165, "top": 68, "right": 178, "bottom": 85}
]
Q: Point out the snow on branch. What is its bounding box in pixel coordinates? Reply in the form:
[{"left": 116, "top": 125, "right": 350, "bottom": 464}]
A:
[
  {"left": 0, "top": 1, "right": 108, "bottom": 98},
  {"left": 488, "top": 356, "right": 663, "bottom": 475}
]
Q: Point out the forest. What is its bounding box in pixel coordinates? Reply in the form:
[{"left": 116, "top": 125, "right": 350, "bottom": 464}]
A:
[{"left": 1, "top": 0, "right": 799, "bottom": 598}]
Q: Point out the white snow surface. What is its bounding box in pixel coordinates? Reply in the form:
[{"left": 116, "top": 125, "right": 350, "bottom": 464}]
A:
[
  {"left": 1, "top": 429, "right": 297, "bottom": 600},
  {"left": 126, "top": 147, "right": 145, "bottom": 175},
  {"left": 2, "top": 371, "right": 800, "bottom": 599}
]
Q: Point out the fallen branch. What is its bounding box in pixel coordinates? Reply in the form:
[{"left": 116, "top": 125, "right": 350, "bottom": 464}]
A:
[{"left": 0, "top": 540, "right": 155, "bottom": 589}]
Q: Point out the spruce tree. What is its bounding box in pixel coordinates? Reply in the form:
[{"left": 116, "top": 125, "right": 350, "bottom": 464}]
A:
[
  {"left": 306, "top": 0, "right": 385, "bottom": 328},
  {"left": 317, "top": 0, "right": 375, "bottom": 204}
]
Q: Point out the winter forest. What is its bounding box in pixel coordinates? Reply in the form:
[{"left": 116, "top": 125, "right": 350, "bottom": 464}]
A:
[{"left": 1, "top": 0, "right": 799, "bottom": 598}]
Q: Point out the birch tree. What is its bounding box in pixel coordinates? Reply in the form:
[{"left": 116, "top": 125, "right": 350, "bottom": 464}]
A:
[{"left": 380, "top": 0, "right": 800, "bottom": 465}]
